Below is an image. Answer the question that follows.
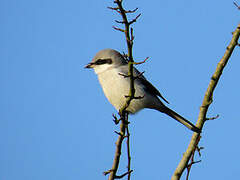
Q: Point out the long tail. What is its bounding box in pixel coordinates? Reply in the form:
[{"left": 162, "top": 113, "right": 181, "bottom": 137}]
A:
[{"left": 159, "top": 106, "right": 201, "bottom": 133}]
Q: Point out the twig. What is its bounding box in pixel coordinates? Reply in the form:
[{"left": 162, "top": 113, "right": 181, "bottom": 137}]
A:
[
  {"left": 205, "top": 114, "right": 219, "bottom": 121},
  {"left": 112, "top": 114, "right": 121, "bottom": 124},
  {"left": 125, "top": 8, "right": 138, "bottom": 13},
  {"left": 115, "top": 20, "right": 126, "bottom": 24},
  {"left": 233, "top": 1, "right": 240, "bottom": 9},
  {"left": 113, "top": 26, "right": 125, "bottom": 32},
  {"left": 108, "top": 7, "right": 120, "bottom": 11},
  {"left": 171, "top": 23, "right": 240, "bottom": 180},
  {"left": 133, "top": 57, "right": 149, "bottom": 65},
  {"left": 103, "top": 169, "right": 113, "bottom": 176},
  {"left": 115, "top": 170, "right": 133, "bottom": 179}
]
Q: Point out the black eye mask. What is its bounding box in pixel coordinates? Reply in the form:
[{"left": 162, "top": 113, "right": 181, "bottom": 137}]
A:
[{"left": 95, "top": 58, "right": 112, "bottom": 65}]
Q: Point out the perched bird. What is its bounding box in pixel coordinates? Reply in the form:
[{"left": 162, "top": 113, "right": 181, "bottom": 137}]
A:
[{"left": 85, "top": 49, "right": 200, "bottom": 133}]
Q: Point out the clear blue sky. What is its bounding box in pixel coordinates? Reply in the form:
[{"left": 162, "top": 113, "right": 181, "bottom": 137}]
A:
[{"left": 1, "top": 0, "right": 239, "bottom": 180}]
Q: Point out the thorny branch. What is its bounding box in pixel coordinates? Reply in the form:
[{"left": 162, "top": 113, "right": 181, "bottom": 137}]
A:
[
  {"left": 171, "top": 23, "right": 240, "bottom": 180},
  {"left": 106, "top": 0, "right": 143, "bottom": 180}
]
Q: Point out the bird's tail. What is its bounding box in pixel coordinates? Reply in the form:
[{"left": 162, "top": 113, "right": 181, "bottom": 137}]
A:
[{"left": 159, "top": 106, "right": 201, "bottom": 133}]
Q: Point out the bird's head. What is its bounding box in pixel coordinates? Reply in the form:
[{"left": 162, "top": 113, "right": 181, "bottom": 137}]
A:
[{"left": 85, "top": 49, "right": 127, "bottom": 74}]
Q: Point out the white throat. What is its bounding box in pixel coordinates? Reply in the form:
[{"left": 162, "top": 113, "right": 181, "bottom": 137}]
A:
[{"left": 93, "top": 64, "right": 114, "bottom": 75}]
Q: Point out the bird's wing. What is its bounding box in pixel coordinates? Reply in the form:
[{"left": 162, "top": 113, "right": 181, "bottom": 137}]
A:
[{"left": 133, "top": 68, "right": 169, "bottom": 104}]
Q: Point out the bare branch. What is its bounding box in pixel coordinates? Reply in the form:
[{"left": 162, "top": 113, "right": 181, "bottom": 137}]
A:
[
  {"left": 108, "top": 112, "right": 128, "bottom": 180},
  {"left": 107, "top": 1, "right": 141, "bottom": 179},
  {"left": 171, "top": 23, "right": 240, "bottom": 180}
]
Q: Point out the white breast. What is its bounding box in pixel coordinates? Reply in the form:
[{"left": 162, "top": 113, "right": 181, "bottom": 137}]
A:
[{"left": 95, "top": 65, "right": 148, "bottom": 113}]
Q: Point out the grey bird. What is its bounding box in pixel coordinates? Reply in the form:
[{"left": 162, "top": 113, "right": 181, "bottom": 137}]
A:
[{"left": 85, "top": 49, "right": 200, "bottom": 133}]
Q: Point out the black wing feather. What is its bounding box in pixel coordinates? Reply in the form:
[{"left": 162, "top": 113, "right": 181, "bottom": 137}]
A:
[{"left": 133, "top": 68, "right": 169, "bottom": 104}]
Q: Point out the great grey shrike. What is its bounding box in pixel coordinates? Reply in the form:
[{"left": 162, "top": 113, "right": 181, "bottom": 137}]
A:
[{"left": 85, "top": 49, "right": 200, "bottom": 133}]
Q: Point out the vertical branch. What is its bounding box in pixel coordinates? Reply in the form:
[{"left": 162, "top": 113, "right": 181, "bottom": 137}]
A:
[
  {"left": 106, "top": 1, "right": 141, "bottom": 180},
  {"left": 113, "top": 0, "right": 141, "bottom": 113},
  {"left": 171, "top": 24, "right": 240, "bottom": 180},
  {"left": 108, "top": 113, "right": 127, "bottom": 180},
  {"left": 126, "top": 123, "right": 132, "bottom": 180},
  {"left": 114, "top": 0, "right": 135, "bottom": 112}
]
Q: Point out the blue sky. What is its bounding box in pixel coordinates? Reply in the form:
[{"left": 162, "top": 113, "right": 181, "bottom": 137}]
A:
[{"left": 1, "top": 0, "right": 240, "bottom": 180}]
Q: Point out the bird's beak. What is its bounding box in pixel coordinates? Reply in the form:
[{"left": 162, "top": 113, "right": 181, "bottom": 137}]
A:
[{"left": 84, "top": 62, "right": 94, "bottom": 69}]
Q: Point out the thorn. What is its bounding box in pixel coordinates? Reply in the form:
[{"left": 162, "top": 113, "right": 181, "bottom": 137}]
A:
[
  {"left": 129, "top": 13, "right": 141, "bottom": 25},
  {"left": 107, "top": 6, "right": 119, "bottom": 11},
  {"left": 113, "top": 26, "right": 125, "bottom": 32},
  {"left": 187, "top": 160, "right": 202, "bottom": 168},
  {"left": 107, "top": 6, "right": 121, "bottom": 14},
  {"left": 103, "top": 169, "right": 113, "bottom": 176},
  {"left": 205, "top": 114, "right": 219, "bottom": 121},
  {"left": 115, "top": 170, "right": 133, "bottom": 179},
  {"left": 115, "top": 20, "right": 125, "bottom": 24},
  {"left": 133, "top": 57, "right": 149, "bottom": 65},
  {"left": 125, "top": 7, "right": 138, "bottom": 13}
]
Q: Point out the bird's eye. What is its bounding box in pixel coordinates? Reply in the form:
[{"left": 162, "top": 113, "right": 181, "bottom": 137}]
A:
[{"left": 95, "top": 58, "right": 112, "bottom": 65}]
